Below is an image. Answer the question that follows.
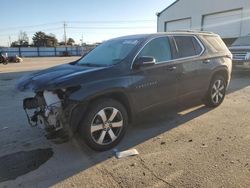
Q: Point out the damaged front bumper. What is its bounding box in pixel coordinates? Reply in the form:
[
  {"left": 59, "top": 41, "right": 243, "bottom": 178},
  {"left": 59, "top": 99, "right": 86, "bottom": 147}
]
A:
[{"left": 23, "top": 90, "right": 86, "bottom": 139}]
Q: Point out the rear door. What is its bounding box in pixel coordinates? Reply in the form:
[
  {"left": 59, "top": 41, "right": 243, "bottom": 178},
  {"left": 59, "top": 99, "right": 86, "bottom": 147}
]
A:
[
  {"left": 170, "top": 35, "right": 208, "bottom": 99},
  {"left": 130, "top": 36, "right": 181, "bottom": 112}
]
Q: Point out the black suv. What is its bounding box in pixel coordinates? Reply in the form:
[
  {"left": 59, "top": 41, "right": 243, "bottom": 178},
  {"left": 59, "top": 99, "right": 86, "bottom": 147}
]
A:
[{"left": 17, "top": 32, "right": 232, "bottom": 151}]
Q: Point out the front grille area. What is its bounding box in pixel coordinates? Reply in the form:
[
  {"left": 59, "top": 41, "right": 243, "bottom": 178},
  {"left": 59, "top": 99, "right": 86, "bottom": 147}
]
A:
[{"left": 231, "top": 51, "right": 247, "bottom": 60}]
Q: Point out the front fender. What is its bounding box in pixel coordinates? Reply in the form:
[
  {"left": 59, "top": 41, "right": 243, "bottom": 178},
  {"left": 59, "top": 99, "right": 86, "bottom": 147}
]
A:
[{"left": 68, "top": 76, "right": 133, "bottom": 102}]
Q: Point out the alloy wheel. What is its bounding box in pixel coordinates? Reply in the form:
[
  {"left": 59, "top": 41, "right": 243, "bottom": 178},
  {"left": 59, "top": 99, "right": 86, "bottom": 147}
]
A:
[
  {"left": 211, "top": 79, "right": 225, "bottom": 104},
  {"left": 90, "top": 107, "right": 123, "bottom": 145}
]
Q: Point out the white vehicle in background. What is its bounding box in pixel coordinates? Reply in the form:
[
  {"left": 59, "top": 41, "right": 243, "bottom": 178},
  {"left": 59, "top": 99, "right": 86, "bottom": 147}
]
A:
[
  {"left": 229, "top": 35, "right": 250, "bottom": 69},
  {"left": 0, "top": 51, "right": 8, "bottom": 65},
  {"left": 0, "top": 51, "right": 22, "bottom": 64}
]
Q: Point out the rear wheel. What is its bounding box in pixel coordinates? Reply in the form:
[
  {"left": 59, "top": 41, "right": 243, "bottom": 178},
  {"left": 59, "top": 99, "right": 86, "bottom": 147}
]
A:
[
  {"left": 204, "top": 75, "right": 226, "bottom": 107},
  {"left": 79, "top": 98, "right": 128, "bottom": 151}
]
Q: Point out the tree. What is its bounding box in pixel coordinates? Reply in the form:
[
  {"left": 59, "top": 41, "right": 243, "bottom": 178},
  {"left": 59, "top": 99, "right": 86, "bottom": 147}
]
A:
[
  {"left": 11, "top": 41, "right": 20, "bottom": 47},
  {"left": 32, "top": 31, "right": 47, "bottom": 46},
  {"left": 67, "top": 38, "right": 75, "bottom": 46},
  {"left": 46, "top": 34, "right": 58, "bottom": 47},
  {"left": 58, "top": 41, "right": 66, "bottom": 46},
  {"left": 32, "top": 32, "right": 58, "bottom": 47},
  {"left": 10, "top": 31, "right": 29, "bottom": 47},
  {"left": 18, "top": 31, "right": 29, "bottom": 46}
]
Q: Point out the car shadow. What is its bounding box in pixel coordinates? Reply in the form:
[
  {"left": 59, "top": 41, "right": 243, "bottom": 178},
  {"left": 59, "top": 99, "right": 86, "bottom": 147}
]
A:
[{"left": 0, "top": 68, "right": 249, "bottom": 186}]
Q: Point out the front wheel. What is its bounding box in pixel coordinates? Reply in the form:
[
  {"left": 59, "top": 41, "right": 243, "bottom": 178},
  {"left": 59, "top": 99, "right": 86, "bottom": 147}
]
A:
[
  {"left": 79, "top": 98, "right": 128, "bottom": 151},
  {"left": 204, "top": 75, "right": 227, "bottom": 107}
]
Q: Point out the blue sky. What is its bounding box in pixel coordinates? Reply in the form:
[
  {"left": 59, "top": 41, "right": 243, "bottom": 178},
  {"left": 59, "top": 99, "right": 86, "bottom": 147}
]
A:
[{"left": 0, "top": 0, "right": 175, "bottom": 46}]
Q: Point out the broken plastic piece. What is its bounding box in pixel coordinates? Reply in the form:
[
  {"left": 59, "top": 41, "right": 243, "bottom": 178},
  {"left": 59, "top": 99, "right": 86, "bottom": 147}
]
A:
[{"left": 115, "top": 149, "right": 139, "bottom": 159}]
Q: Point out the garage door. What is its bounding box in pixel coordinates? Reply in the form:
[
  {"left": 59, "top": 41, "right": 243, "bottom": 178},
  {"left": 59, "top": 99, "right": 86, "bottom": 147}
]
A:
[
  {"left": 202, "top": 9, "right": 242, "bottom": 38},
  {"left": 165, "top": 18, "right": 191, "bottom": 31}
]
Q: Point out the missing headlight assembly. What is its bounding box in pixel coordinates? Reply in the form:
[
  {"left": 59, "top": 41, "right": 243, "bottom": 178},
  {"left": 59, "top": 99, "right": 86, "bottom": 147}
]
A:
[{"left": 23, "top": 90, "right": 63, "bottom": 131}]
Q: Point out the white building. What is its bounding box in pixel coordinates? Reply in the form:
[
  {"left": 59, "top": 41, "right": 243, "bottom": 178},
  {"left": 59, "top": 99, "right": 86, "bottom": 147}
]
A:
[{"left": 157, "top": 0, "right": 250, "bottom": 45}]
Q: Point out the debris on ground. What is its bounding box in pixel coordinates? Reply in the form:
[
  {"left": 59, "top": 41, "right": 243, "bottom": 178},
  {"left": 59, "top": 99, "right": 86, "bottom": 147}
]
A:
[
  {"left": 216, "top": 137, "right": 222, "bottom": 141},
  {"left": 130, "top": 163, "right": 137, "bottom": 167},
  {"left": 115, "top": 149, "right": 139, "bottom": 159},
  {"left": 188, "top": 139, "right": 193, "bottom": 142},
  {"left": 153, "top": 136, "right": 162, "bottom": 141},
  {"left": 160, "top": 141, "right": 166, "bottom": 145},
  {"left": 201, "top": 144, "right": 208, "bottom": 148}
]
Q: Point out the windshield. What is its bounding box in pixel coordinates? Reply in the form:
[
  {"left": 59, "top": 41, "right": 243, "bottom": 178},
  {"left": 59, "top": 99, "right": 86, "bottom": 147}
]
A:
[
  {"left": 231, "top": 35, "right": 250, "bottom": 46},
  {"left": 77, "top": 38, "right": 141, "bottom": 66}
]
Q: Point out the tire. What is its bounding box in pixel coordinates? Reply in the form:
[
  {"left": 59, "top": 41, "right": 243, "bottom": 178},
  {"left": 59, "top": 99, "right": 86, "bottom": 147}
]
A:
[
  {"left": 79, "top": 98, "right": 128, "bottom": 151},
  {"left": 0, "top": 56, "right": 4, "bottom": 63},
  {"left": 204, "top": 75, "right": 227, "bottom": 107}
]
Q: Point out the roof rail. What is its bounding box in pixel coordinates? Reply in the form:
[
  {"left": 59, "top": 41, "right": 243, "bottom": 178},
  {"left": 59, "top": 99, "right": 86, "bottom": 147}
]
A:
[{"left": 172, "top": 30, "right": 215, "bottom": 34}]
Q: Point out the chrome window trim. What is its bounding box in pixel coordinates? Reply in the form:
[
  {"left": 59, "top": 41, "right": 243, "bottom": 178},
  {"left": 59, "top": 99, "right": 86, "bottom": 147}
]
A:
[{"left": 130, "top": 35, "right": 205, "bottom": 69}]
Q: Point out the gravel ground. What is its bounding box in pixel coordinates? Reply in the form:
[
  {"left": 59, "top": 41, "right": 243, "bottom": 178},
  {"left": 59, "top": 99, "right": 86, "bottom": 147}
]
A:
[{"left": 0, "top": 57, "right": 249, "bottom": 188}]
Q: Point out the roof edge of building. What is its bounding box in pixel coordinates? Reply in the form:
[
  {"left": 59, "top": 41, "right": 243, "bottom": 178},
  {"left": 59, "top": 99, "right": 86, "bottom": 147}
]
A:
[{"left": 157, "top": 0, "right": 180, "bottom": 17}]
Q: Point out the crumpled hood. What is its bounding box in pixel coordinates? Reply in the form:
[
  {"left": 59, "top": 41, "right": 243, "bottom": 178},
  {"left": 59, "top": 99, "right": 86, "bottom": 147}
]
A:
[{"left": 16, "top": 64, "right": 105, "bottom": 92}]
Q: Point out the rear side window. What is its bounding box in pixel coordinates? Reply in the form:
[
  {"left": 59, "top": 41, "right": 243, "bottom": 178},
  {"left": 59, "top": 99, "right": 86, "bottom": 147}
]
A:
[
  {"left": 173, "top": 36, "right": 203, "bottom": 58},
  {"left": 204, "top": 35, "right": 228, "bottom": 52},
  {"left": 138, "top": 37, "right": 172, "bottom": 63}
]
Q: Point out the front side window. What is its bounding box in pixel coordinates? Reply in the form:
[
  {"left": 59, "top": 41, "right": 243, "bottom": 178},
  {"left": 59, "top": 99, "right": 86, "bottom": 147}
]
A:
[
  {"left": 138, "top": 37, "right": 172, "bottom": 63},
  {"left": 173, "top": 36, "right": 203, "bottom": 58}
]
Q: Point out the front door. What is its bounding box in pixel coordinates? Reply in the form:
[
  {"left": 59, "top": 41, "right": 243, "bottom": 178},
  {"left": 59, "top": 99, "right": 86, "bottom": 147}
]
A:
[{"left": 130, "top": 36, "right": 180, "bottom": 112}]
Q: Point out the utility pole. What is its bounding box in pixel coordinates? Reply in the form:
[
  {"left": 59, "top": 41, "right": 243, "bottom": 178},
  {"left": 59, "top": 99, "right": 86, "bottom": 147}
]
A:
[
  {"left": 8, "top": 36, "right": 11, "bottom": 47},
  {"left": 81, "top": 33, "right": 83, "bottom": 46},
  {"left": 63, "top": 21, "right": 67, "bottom": 46}
]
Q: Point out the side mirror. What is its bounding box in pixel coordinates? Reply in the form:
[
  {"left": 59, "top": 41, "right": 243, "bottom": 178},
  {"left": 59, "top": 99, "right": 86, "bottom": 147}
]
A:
[{"left": 133, "top": 56, "right": 156, "bottom": 69}]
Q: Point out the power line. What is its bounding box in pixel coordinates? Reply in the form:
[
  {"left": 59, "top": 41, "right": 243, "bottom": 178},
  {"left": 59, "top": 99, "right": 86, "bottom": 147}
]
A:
[
  {"left": 0, "top": 25, "right": 155, "bottom": 37},
  {"left": 67, "top": 20, "right": 155, "bottom": 24},
  {"left": 0, "top": 22, "right": 62, "bottom": 32},
  {"left": 0, "top": 20, "right": 155, "bottom": 32},
  {"left": 67, "top": 26, "right": 154, "bottom": 29},
  {"left": 0, "top": 27, "right": 62, "bottom": 37}
]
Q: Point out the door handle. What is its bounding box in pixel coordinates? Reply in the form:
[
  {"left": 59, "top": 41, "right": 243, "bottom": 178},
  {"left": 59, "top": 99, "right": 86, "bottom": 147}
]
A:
[
  {"left": 203, "top": 59, "right": 211, "bottom": 64},
  {"left": 166, "top": 66, "right": 177, "bottom": 71}
]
